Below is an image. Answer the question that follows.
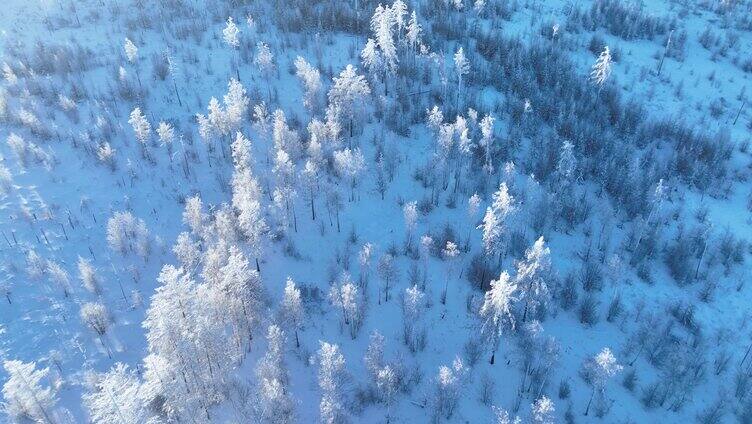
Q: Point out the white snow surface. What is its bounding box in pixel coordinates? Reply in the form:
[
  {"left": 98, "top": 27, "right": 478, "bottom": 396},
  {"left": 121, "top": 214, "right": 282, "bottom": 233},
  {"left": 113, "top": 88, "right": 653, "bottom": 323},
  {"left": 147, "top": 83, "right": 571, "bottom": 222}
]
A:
[{"left": 0, "top": 0, "right": 751, "bottom": 422}]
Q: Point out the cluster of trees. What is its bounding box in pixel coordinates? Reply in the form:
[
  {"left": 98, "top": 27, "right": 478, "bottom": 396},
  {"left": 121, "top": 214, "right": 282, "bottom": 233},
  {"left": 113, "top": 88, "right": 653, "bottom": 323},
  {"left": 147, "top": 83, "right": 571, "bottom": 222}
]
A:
[
  {"left": 73, "top": 194, "right": 306, "bottom": 422},
  {"left": 1, "top": 0, "right": 750, "bottom": 422},
  {"left": 568, "top": 0, "right": 675, "bottom": 41}
]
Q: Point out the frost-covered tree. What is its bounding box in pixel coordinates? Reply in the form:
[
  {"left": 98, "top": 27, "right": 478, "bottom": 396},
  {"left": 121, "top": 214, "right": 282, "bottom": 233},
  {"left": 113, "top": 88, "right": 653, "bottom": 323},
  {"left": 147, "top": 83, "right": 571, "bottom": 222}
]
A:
[
  {"left": 128, "top": 107, "right": 151, "bottom": 146},
  {"left": 590, "top": 46, "right": 612, "bottom": 87},
  {"left": 223, "top": 17, "right": 241, "bottom": 79},
  {"left": 77, "top": 256, "right": 100, "bottom": 295},
  {"left": 646, "top": 178, "right": 667, "bottom": 226},
  {"left": 370, "top": 4, "right": 397, "bottom": 94},
  {"left": 2, "top": 63, "right": 16, "bottom": 86},
  {"left": 272, "top": 148, "right": 298, "bottom": 233},
  {"left": 478, "top": 183, "right": 515, "bottom": 283},
  {"left": 479, "top": 271, "right": 517, "bottom": 364},
  {"left": 474, "top": 0, "right": 486, "bottom": 16},
  {"left": 183, "top": 195, "right": 207, "bottom": 236},
  {"left": 403, "top": 200, "right": 418, "bottom": 251},
  {"left": 96, "top": 142, "right": 116, "bottom": 170},
  {"left": 308, "top": 115, "right": 341, "bottom": 160},
  {"left": 300, "top": 160, "right": 320, "bottom": 220},
  {"left": 377, "top": 253, "right": 398, "bottom": 303},
  {"left": 119, "top": 37, "right": 143, "bottom": 92},
  {"left": 196, "top": 112, "right": 215, "bottom": 145},
  {"left": 441, "top": 241, "right": 459, "bottom": 305},
  {"left": 377, "top": 364, "right": 398, "bottom": 421},
  {"left": 531, "top": 396, "right": 555, "bottom": 424},
  {"left": 106, "top": 211, "right": 150, "bottom": 259},
  {"left": 327, "top": 65, "right": 371, "bottom": 137},
  {"left": 26, "top": 250, "right": 46, "bottom": 280},
  {"left": 2, "top": 360, "right": 57, "bottom": 424},
  {"left": 83, "top": 363, "right": 146, "bottom": 424},
  {"left": 426, "top": 106, "right": 444, "bottom": 140},
  {"left": 223, "top": 17, "right": 240, "bottom": 48},
  {"left": 142, "top": 265, "right": 229, "bottom": 420},
  {"left": 197, "top": 79, "right": 248, "bottom": 144},
  {"left": 364, "top": 331, "right": 385, "bottom": 388},
  {"left": 199, "top": 241, "right": 230, "bottom": 287},
  {"left": 406, "top": 11, "right": 422, "bottom": 58},
  {"left": 325, "top": 184, "right": 345, "bottom": 233},
  {"left": 0, "top": 163, "right": 11, "bottom": 194},
  {"left": 329, "top": 273, "right": 363, "bottom": 338},
  {"left": 280, "top": 277, "right": 304, "bottom": 347},
  {"left": 165, "top": 53, "right": 183, "bottom": 107},
  {"left": 210, "top": 246, "right": 264, "bottom": 352},
  {"left": 255, "top": 325, "right": 294, "bottom": 424},
  {"left": 212, "top": 203, "right": 239, "bottom": 245},
  {"left": 123, "top": 38, "right": 138, "bottom": 63},
  {"left": 455, "top": 115, "right": 473, "bottom": 172},
  {"left": 392, "top": 0, "right": 407, "bottom": 39},
  {"left": 271, "top": 110, "right": 301, "bottom": 158},
  {"left": 231, "top": 133, "right": 267, "bottom": 265},
  {"left": 256, "top": 325, "right": 286, "bottom": 385},
  {"left": 229, "top": 131, "right": 251, "bottom": 169},
  {"left": 231, "top": 132, "right": 260, "bottom": 217},
  {"left": 317, "top": 341, "right": 347, "bottom": 424},
  {"left": 419, "top": 235, "right": 433, "bottom": 289},
  {"left": 294, "top": 56, "right": 322, "bottom": 114},
  {"left": 255, "top": 41, "right": 274, "bottom": 74},
  {"left": 492, "top": 406, "right": 521, "bottom": 424},
  {"left": 515, "top": 236, "right": 553, "bottom": 322},
  {"left": 361, "top": 38, "right": 382, "bottom": 79},
  {"left": 224, "top": 79, "right": 249, "bottom": 136},
  {"left": 157, "top": 121, "right": 175, "bottom": 145},
  {"left": 434, "top": 124, "right": 455, "bottom": 182},
  {"left": 358, "top": 242, "right": 374, "bottom": 288},
  {"left": 333, "top": 147, "right": 366, "bottom": 201},
  {"left": 479, "top": 114, "right": 495, "bottom": 174},
  {"left": 252, "top": 102, "right": 271, "bottom": 143},
  {"left": 431, "top": 357, "right": 467, "bottom": 420},
  {"left": 582, "top": 347, "right": 622, "bottom": 416},
  {"left": 6, "top": 134, "right": 26, "bottom": 167},
  {"left": 255, "top": 41, "right": 274, "bottom": 100},
  {"left": 46, "top": 261, "right": 71, "bottom": 298},
  {"left": 173, "top": 232, "right": 201, "bottom": 271},
  {"left": 515, "top": 321, "right": 559, "bottom": 401},
  {"left": 555, "top": 140, "right": 576, "bottom": 191},
  {"left": 80, "top": 302, "right": 113, "bottom": 358},
  {"left": 454, "top": 47, "right": 470, "bottom": 108},
  {"left": 157, "top": 121, "right": 175, "bottom": 156},
  {"left": 402, "top": 284, "right": 426, "bottom": 352}
]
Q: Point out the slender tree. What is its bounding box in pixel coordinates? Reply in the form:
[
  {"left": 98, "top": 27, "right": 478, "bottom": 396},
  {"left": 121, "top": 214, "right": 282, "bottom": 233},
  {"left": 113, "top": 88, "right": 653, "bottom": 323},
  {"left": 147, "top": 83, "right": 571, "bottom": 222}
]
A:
[
  {"left": 83, "top": 363, "right": 147, "bottom": 424},
  {"left": 80, "top": 302, "right": 113, "bottom": 358},
  {"left": 479, "top": 271, "right": 517, "bottom": 364},
  {"left": 2, "top": 360, "right": 57, "bottom": 424},
  {"left": 590, "top": 46, "right": 612, "bottom": 88},
  {"left": 515, "top": 236, "right": 553, "bottom": 322},
  {"left": 223, "top": 17, "right": 241, "bottom": 80},
  {"left": 294, "top": 56, "right": 322, "bottom": 114},
  {"left": 478, "top": 183, "right": 515, "bottom": 287},
  {"left": 280, "top": 277, "right": 304, "bottom": 348},
  {"left": 327, "top": 65, "right": 371, "bottom": 137},
  {"left": 255, "top": 325, "right": 294, "bottom": 424},
  {"left": 318, "top": 342, "right": 347, "bottom": 424},
  {"left": 454, "top": 47, "right": 470, "bottom": 109},
  {"left": 582, "top": 347, "right": 622, "bottom": 416}
]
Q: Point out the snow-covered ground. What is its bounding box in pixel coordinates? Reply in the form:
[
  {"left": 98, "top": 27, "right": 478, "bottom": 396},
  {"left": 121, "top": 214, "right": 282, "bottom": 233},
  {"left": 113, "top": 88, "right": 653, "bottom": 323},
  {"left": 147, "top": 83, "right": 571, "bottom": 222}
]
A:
[{"left": 1, "top": 0, "right": 751, "bottom": 423}]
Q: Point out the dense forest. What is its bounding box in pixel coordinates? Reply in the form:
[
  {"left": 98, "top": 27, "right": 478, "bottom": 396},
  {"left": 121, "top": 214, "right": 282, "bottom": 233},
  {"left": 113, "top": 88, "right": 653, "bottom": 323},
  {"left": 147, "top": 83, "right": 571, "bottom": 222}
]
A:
[{"left": 1, "top": 0, "right": 751, "bottom": 422}]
